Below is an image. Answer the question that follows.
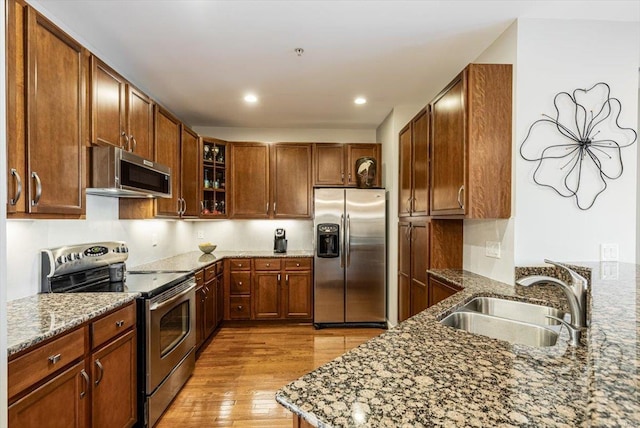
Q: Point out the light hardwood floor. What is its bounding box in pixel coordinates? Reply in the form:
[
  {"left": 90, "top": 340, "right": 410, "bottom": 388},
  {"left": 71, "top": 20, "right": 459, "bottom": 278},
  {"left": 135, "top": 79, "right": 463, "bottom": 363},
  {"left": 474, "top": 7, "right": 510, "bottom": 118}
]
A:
[{"left": 156, "top": 324, "right": 385, "bottom": 427}]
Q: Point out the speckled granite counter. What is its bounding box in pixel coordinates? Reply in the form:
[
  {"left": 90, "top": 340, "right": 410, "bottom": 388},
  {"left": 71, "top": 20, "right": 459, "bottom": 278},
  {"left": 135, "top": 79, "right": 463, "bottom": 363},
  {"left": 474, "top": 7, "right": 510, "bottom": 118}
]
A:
[
  {"left": 130, "top": 250, "right": 314, "bottom": 273},
  {"left": 7, "top": 292, "right": 139, "bottom": 357},
  {"left": 277, "top": 263, "right": 639, "bottom": 427}
]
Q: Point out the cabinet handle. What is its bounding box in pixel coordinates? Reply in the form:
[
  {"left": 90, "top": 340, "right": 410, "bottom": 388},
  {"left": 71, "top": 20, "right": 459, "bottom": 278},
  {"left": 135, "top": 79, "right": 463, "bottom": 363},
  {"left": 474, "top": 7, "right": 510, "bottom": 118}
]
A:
[
  {"left": 266, "top": 202, "right": 269, "bottom": 215},
  {"left": 277, "top": 274, "right": 281, "bottom": 282},
  {"left": 341, "top": 172, "right": 344, "bottom": 182},
  {"left": 182, "top": 198, "right": 187, "bottom": 215},
  {"left": 95, "top": 359, "right": 104, "bottom": 386},
  {"left": 273, "top": 202, "right": 276, "bottom": 215},
  {"left": 48, "top": 353, "right": 61, "bottom": 364},
  {"left": 296, "top": 263, "right": 300, "bottom": 267},
  {"left": 406, "top": 197, "right": 411, "bottom": 213},
  {"left": 10, "top": 168, "right": 22, "bottom": 205},
  {"left": 200, "top": 200, "right": 204, "bottom": 212},
  {"left": 286, "top": 274, "right": 289, "bottom": 284},
  {"left": 348, "top": 172, "right": 352, "bottom": 183},
  {"left": 115, "top": 320, "right": 125, "bottom": 327},
  {"left": 457, "top": 185, "right": 465, "bottom": 209},
  {"left": 237, "top": 305, "right": 243, "bottom": 311},
  {"left": 80, "top": 369, "right": 89, "bottom": 398},
  {"left": 130, "top": 134, "right": 137, "bottom": 152},
  {"left": 238, "top": 281, "right": 242, "bottom": 286},
  {"left": 238, "top": 263, "right": 243, "bottom": 268},
  {"left": 121, "top": 131, "right": 130, "bottom": 150},
  {"left": 266, "top": 263, "right": 270, "bottom": 267},
  {"left": 31, "top": 171, "right": 42, "bottom": 206}
]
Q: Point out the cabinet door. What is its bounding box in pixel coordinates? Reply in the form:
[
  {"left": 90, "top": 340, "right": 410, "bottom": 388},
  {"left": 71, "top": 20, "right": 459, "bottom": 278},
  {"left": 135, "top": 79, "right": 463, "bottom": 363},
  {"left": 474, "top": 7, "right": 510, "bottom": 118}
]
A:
[
  {"left": 91, "top": 330, "right": 136, "bottom": 428},
  {"left": 412, "top": 109, "right": 429, "bottom": 216},
  {"left": 429, "top": 276, "right": 461, "bottom": 307},
  {"left": 6, "top": 0, "right": 27, "bottom": 215},
  {"left": 127, "top": 85, "right": 154, "bottom": 159},
  {"left": 154, "top": 106, "right": 182, "bottom": 217},
  {"left": 216, "top": 274, "right": 224, "bottom": 326},
  {"left": 181, "top": 126, "right": 200, "bottom": 217},
  {"left": 9, "top": 360, "right": 89, "bottom": 428},
  {"left": 195, "top": 284, "right": 205, "bottom": 349},
  {"left": 26, "top": 9, "right": 86, "bottom": 215},
  {"left": 430, "top": 74, "right": 465, "bottom": 216},
  {"left": 253, "top": 272, "right": 281, "bottom": 319},
  {"left": 272, "top": 144, "right": 312, "bottom": 218},
  {"left": 90, "top": 56, "right": 126, "bottom": 148},
  {"left": 398, "top": 125, "right": 412, "bottom": 217},
  {"left": 283, "top": 272, "right": 312, "bottom": 319},
  {"left": 313, "top": 144, "right": 345, "bottom": 186},
  {"left": 346, "top": 144, "right": 381, "bottom": 187},
  {"left": 230, "top": 143, "right": 270, "bottom": 218},
  {"left": 410, "top": 221, "right": 429, "bottom": 316},
  {"left": 397, "top": 222, "right": 411, "bottom": 322},
  {"left": 204, "top": 281, "right": 216, "bottom": 337}
]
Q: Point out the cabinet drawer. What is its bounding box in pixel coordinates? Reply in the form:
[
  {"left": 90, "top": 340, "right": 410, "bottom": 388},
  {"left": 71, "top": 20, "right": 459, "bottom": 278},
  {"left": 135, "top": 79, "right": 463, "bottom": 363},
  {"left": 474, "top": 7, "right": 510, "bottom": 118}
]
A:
[
  {"left": 204, "top": 264, "right": 216, "bottom": 282},
  {"left": 195, "top": 269, "right": 204, "bottom": 285},
  {"left": 230, "top": 272, "right": 251, "bottom": 294},
  {"left": 284, "top": 258, "right": 312, "bottom": 271},
  {"left": 254, "top": 258, "right": 281, "bottom": 271},
  {"left": 229, "top": 297, "right": 251, "bottom": 319},
  {"left": 91, "top": 303, "right": 136, "bottom": 349},
  {"left": 229, "top": 258, "right": 250, "bottom": 271},
  {"left": 8, "top": 326, "right": 86, "bottom": 399}
]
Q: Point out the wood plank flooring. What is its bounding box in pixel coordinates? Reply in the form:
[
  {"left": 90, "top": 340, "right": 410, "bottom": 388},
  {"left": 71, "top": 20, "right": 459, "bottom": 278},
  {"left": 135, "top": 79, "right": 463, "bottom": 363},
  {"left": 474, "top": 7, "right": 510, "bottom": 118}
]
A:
[{"left": 156, "top": 324, "right": 385, "bottom": 427}]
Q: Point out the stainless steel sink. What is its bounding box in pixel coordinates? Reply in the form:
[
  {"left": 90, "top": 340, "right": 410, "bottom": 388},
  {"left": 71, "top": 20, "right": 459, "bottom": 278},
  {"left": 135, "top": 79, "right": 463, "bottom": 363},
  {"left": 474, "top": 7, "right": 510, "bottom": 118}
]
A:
[
  {"left": 440, "top": 311, "right": 560, "bottom": 347},
  {"left": 460, "top": 296, "right": 566, "bottom": 326}
]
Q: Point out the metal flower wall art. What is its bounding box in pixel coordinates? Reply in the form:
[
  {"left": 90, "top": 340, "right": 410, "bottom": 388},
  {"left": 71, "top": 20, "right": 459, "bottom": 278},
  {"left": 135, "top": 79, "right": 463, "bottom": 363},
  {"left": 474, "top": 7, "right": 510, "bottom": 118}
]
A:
[{"left": 520, "top": 82, "right": 637, "bottom": 210}]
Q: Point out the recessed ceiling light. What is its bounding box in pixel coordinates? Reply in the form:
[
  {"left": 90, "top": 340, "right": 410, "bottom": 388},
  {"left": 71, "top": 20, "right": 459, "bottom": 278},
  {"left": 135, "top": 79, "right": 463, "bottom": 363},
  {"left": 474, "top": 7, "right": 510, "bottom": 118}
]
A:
[
  {"left": 354, "top": 97, "right": 367, "bottom": 105},
  {"left": 244, "top": 94, "right": 258, "bottom": 103}
]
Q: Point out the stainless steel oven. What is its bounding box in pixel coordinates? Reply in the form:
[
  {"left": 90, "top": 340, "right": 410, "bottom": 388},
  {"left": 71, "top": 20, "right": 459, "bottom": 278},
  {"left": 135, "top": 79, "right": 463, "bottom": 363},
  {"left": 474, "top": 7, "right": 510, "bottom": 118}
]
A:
[{"left": 142, "top": 276, "right": 196, "bottom": 427}]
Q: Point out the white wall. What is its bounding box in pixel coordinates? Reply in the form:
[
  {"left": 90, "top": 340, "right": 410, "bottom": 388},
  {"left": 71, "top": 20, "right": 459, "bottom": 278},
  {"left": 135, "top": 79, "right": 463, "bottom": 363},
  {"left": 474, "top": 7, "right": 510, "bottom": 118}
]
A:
[
  {"left": 376, "top": 104, "right": 425, "bottom": 326},
  {"left": 193, "top": 127, "right": 375, "bottom": 143},
  {"left": 463, "top": 21, "right": 517, "bottom": 284},
  {"left": 514, "top": 19, "right": 639, "bottom": 265}
]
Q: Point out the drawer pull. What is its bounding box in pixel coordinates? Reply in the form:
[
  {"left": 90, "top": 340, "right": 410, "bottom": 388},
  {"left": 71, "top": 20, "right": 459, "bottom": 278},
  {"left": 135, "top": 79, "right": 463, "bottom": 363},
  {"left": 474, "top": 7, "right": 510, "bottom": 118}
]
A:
[
  {"left": 48, "top": 353, "right": 61, "bottom": 365},
  {"left": 95, "top": 359, "right": 104, "bottom": 386},
  {"left": 296, "top": 263, "right": 300, "bottom": 267},
  {"left": 237, "top": 305, "right": 243, "bottom": 311},
  {"left": 238, "top": 263, "right": 243, "bottom": 267},
  {"left": 266, "top": 263, "right": 270, "bottom": 267},
  {"left": 115, "top": 320, "right": 125, "bottom": 327},
  {"left": 80, "top": 369, "right": 89, "bottom": 398},
  {"left": 238, "top": 281, "right": 243, "bottom": 286}
]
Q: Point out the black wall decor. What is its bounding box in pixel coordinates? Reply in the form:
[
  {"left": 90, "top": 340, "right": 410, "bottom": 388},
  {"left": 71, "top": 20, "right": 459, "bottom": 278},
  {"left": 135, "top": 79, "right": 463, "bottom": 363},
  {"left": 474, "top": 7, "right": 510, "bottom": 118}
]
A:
[{"left": 520, "top": 82, "right": 637, "bottom": 210}]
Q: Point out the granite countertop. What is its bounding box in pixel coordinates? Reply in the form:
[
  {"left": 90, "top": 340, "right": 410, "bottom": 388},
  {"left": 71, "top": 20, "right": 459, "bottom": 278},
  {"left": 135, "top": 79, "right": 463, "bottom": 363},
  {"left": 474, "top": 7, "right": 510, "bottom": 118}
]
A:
[
  {"left": 130, "top": 250, "right": 314, "bottom": 273},
  {"left": 7, "top": 292, "right": 139, "bottom": 357},
  {"left": 276, "top": 262, "right": 639, "bottom": 427}
]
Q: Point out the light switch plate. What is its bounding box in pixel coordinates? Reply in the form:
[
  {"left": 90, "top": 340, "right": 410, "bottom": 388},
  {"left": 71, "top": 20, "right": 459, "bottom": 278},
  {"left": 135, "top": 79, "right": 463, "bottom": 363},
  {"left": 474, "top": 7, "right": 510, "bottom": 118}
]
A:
[
  {"left": 600, "top": 243, "right": 619, "bottom": 261},
  {"left": 485, "top": 241, "right": 501, "bottom": 259}
]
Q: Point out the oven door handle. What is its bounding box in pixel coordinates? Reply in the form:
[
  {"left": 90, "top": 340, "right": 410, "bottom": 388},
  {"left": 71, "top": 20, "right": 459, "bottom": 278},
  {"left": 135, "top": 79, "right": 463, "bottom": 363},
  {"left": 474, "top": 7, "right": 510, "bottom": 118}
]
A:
[{"left": 149, "top": 283, "right": 195, "bottom": 312}]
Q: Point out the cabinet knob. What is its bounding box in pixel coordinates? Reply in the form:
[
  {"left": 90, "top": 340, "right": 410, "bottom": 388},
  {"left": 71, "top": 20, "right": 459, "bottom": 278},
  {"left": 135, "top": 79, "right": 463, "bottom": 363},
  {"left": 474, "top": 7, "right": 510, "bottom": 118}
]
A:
[
  {"left": 238, "top": 281, "right": 243, "bottom": 286},
  {"left": 266, "top": 263, "right": 270, "bottom": 267},
  {"left": 238, "top": 263, "right": 243, "bottom": 267},
  {"left": 115, "top": 320, "right": 125, "bottom": 328},
  {"left": 296, "top": 263, "right": 300, "bottom": 267},
  {"left": 48, "top": 353, "right": 61, "bottom": 365},
  {"left": 237, "top": 305, "right": 243, "bottom": 311}
]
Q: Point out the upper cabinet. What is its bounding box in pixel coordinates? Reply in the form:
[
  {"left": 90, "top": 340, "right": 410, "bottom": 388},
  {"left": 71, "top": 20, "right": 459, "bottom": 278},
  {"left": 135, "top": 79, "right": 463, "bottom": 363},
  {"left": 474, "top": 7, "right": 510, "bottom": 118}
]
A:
[
  {"left": 271, "top": 144, "right": 312, "bottom": 218},
  {"left": 180, "top": 125, "right": 200, "bottom": 218},
  {"left": 90, "top": 55, "right": 154, "bottom": 158},
  {"left": 230, "top": 142, "right": 270, "bottom": 219},
  {"left": 399, "top": 109, "right": 429, "bottom": 217},
  {"left": 200, "top": 138, "right": 228, "bottom": 218},
  {"left": 154, "top": 105, "right": 182, "bottom": 218},
  {"left": 313, "top": 143, "right": 382, "bottom": 187},
  {"left": 430, "top": 63, "right": 512, "bottom": 219},
  {"left": 6, "top": 2, "right": 87, "bottom": 218}
]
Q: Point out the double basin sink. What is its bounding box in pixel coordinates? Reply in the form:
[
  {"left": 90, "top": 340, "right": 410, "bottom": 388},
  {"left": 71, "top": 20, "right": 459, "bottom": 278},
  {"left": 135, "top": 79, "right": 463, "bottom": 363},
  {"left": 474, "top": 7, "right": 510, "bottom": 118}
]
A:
[{"left": 440, "top": 296, "right": 566, "bottom": 347}]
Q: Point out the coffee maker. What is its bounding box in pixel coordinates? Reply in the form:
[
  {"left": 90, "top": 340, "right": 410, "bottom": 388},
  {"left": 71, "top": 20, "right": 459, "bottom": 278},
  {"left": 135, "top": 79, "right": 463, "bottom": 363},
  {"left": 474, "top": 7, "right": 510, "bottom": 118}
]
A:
[{"left": 274, "top": 228, "right": 287, "bottom": 253}]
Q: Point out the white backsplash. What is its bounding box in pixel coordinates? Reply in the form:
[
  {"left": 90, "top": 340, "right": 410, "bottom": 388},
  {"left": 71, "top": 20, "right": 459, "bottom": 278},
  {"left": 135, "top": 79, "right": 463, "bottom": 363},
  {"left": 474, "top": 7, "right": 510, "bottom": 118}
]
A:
[{"left": 7, "top": 195, "right": 314, "bottom": 301}]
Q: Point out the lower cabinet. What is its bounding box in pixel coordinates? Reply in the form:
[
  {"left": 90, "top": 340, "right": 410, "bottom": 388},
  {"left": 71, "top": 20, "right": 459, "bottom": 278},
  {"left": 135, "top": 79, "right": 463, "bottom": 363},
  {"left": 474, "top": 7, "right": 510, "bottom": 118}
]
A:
[
  {"left": 253, "top": 270, "right": 282, "bottom": 319},
  {"left": 195, "top": 261, "right": 224, "bottom": 352},
  {"left": 428, "top": 275, "right": 462, "bottom": 307},
  {"left": 8, "top": 302, "right": 137, "bottom": 428}
]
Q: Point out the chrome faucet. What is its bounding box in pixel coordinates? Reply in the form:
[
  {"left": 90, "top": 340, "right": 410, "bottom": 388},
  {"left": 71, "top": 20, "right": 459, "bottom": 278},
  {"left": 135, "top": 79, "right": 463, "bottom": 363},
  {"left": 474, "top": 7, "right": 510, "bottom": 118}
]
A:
[{"left": 516, "top": 259, "right": 589, "bottom": 346}]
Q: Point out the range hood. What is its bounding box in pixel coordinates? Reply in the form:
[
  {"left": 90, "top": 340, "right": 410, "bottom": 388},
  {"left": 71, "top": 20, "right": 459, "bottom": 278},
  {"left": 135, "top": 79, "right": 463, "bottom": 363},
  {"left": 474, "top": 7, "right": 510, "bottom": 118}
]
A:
[{"left": 87, "top": 146, "right": 172, "bottom": 199}]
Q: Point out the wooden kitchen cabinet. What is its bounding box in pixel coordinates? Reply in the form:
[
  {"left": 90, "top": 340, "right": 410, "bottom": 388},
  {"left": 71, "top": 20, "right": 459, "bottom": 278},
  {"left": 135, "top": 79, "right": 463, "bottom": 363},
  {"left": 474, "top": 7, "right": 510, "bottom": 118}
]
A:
[
  {"left": 230, "top": 143, "right": 270, "bottom": 218},
  {"left": 195, "top": 270, "right": 205, "bottom": 350},
  {"left": 216, "top": 263, "right": 225, "bottom": 325},
  {"left": 430, "top": 63, "right": 512, "bottom": 218},
  {"left": 204, "top": 264, "right": 218, "bottom": 336},
  {"left": 283, "top": 271, "right": 312, "bottom": 319},
  {"left": 8, "top": 302, "right": 137, "bottom": 428},
  {"left": 126, "top": 85, "right": 154, "bottom": 159},
  {"left": 180, "top": 125, "right": 201, "bottom": 218},
  {"left": 200, "top": 137, "right": 228, "bottom": 217},
  {"left": 253, "top": 272, "right": 282, "bottom": 319},
  {"left": 428, "top": 275, "right": 462, "bottom": 307},
  {"left": 154, "top": 105, "right": 183, "bottom": 217},
  {"left": 271, "top": 144, "right": 312, "bottom": 218},
  {"left": 312, "top": 143, "right": 382, "bottom": 187},
  {"left": 6, "top": 2, "right": 87, "bottom": 217},
  {"left": 253, "top": 258, "right": 313, "bottom": 320},
  {"left": 226, "top": 258, "right": 253, "bottom": 320},
  {"left": 399, "top": 109, "right": 429, "bottom": 217}
]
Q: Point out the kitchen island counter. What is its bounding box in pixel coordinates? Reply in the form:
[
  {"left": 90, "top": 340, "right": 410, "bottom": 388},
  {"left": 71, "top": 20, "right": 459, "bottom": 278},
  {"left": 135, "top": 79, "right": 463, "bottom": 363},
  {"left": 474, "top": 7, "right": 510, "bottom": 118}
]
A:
[
  {"left": 7, "top": 292, "right": 139, "bottom": 357},
  {"left": 129, "top": 250, "right": 314, "bottom": 273},
  {"left": 276, "top": 263, "right": 639, "bottom": 427}
]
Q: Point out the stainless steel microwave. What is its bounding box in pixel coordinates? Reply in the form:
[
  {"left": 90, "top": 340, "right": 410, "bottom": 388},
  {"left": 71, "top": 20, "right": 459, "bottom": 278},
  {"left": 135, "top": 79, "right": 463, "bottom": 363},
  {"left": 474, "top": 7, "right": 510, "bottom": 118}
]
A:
[{"left": 87, "top": 146, "right": 172, "bottom": 198}]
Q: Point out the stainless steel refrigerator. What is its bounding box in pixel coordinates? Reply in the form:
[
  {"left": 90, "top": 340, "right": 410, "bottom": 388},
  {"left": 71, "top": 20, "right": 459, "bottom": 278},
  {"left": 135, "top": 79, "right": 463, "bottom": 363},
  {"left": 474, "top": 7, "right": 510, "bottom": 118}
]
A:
[{"left": 314, "top": 188, "right": 386, "bottom": 327}]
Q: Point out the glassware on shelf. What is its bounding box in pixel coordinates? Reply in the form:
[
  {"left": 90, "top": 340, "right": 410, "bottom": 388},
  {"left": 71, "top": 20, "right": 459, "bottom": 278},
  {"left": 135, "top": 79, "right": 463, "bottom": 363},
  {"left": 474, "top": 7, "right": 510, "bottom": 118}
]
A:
[
  {"left": 212, "top": 146, "right": 220, "bottom": 162},
  {"left": 216, "top": 148, "right": 225, "bottom": 163},
  {"left": 204, "top": 144, "right": 212, "bottom": 161},
  {"left": 204, "top": 170, "right": 212, "bottom": 188}
]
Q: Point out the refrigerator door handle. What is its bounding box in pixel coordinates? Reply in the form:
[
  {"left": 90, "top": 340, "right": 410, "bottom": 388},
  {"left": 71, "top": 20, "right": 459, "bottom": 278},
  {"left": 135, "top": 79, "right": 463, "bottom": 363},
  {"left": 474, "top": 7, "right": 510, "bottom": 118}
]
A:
[
  {"left": 346, "top": 214, "right": 351, "bottom": 267},
  {"left": 340, "top": 214, "right": 345, "bottom": 268}
]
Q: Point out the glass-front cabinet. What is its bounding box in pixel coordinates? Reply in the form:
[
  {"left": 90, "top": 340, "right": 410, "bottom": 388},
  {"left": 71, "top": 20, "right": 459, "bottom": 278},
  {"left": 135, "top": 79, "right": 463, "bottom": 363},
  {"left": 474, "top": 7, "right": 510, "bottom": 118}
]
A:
[{"left": 201, "top": 137, "right": 228, "bottom": 217}]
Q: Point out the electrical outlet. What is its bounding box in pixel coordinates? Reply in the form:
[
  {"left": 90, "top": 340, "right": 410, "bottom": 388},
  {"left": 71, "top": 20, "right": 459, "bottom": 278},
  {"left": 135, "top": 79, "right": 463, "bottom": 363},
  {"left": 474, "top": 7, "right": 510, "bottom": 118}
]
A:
[
  {"left": 600, "top": 243, "right": 619, "bottom": 261},
  {"left": 197, "top": 230, "right": 204, "bottom": 239},
  {"left": 485, "top": 241, "right": 501, "bottom": 259}
]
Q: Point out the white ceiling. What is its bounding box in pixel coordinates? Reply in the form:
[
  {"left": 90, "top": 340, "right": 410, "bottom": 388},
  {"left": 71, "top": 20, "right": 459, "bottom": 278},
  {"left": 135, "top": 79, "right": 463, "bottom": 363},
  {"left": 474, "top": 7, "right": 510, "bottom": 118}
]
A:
[{"left": 30, "top": 1, "right": 639, "bottom": 130}]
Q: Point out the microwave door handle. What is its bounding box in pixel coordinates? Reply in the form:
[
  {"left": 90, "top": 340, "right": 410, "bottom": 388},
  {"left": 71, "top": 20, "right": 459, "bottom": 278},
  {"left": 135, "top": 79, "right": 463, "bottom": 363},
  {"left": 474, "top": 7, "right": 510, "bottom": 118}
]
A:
[{"left": 149, "top": 283, "right": 195, "bottom": 311}]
